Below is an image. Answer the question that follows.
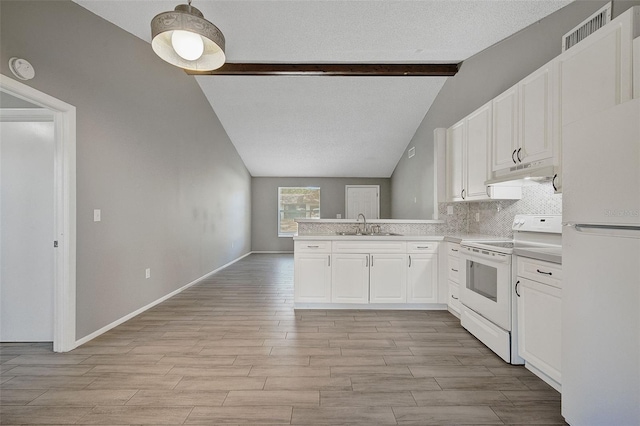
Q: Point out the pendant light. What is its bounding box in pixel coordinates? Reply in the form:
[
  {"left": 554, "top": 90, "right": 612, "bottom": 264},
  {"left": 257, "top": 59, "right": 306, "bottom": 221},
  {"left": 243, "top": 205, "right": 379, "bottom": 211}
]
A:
[{"left": 151, "top": 0, "right": 226, "bottom": 71}]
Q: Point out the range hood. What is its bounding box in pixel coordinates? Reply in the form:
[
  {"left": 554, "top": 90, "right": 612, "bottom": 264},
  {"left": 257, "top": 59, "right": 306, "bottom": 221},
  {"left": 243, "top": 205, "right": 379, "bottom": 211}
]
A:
[{"left": 485, "top": 165, "right": 556, "bottom": 186}]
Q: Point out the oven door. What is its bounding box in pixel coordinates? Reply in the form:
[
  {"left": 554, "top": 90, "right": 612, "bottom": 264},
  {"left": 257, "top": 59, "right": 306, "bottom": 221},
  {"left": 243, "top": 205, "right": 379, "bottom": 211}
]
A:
[{"left": 459, "top": 246, "right": 512, "bottom": 331}]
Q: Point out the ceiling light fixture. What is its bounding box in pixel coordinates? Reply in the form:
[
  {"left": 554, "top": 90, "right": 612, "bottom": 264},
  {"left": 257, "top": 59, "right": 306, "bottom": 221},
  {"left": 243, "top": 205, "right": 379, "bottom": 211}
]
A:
[{"left": 151, "top": 0, "right": 225, "bottom": 71}]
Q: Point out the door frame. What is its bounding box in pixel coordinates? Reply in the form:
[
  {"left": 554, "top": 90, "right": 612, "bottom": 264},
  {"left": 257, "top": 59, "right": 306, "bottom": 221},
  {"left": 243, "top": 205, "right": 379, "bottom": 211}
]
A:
[
  {"left": 345, "top": 185, "right": 380, "bottom": 219},
  {"left": 1, "top": 75, "right": 77, "bottom": 352}
]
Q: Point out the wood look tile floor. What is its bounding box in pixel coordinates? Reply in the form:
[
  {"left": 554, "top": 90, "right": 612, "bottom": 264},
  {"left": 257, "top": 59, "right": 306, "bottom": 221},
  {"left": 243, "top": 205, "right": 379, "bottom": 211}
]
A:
[{"left": 0, "top": 254, "right": 566, "bottom": 425}]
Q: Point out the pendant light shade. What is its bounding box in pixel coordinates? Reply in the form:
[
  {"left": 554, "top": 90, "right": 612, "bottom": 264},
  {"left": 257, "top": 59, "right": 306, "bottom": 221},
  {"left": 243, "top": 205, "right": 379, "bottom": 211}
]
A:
[{"left": 151, "top": 2, "right": 225, "bottom": 71}]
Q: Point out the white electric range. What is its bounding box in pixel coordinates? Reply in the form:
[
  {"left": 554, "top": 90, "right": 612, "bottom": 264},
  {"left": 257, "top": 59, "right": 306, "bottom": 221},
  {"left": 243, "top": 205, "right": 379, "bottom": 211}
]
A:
[{"left": 458, "top": 215, "right": 562, "bottom": 364}]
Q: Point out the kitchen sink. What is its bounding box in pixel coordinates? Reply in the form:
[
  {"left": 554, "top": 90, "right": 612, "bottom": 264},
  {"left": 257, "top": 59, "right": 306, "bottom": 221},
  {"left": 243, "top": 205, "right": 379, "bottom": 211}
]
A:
[{"left": 335, "top": 231, "right": 403, "bottom": 236}]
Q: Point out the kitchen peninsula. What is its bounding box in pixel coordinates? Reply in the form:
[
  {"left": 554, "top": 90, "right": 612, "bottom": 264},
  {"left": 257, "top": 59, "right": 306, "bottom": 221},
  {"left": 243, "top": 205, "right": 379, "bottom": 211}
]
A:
[{"left": 293, "top": 218, "right": 508, "bottom": 309}]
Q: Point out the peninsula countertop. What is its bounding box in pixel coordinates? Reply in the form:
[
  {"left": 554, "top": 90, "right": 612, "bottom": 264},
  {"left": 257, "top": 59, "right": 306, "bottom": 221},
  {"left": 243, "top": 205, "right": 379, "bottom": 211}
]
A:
[{"left": 294, "top": 233, "right": 510, "bottom": 243}]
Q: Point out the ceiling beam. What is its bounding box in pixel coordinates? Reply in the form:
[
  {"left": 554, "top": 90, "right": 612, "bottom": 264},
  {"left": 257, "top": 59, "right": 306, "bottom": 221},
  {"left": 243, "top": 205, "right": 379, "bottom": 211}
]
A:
[{"left": 185, "top": 63, "right": 460, "bottom": 77}]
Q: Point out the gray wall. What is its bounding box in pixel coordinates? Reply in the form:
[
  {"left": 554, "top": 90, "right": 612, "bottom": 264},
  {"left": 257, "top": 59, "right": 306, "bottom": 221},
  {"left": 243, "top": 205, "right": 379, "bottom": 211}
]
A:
[
  {"left": 0, "top": 1, "right": 251, "bottom": 340},
  {"left": 391, "top": 0, "right": 640, "bottom": 219},
  {"left": 252, "top": 177, "right": 391, "bottom": 252}
]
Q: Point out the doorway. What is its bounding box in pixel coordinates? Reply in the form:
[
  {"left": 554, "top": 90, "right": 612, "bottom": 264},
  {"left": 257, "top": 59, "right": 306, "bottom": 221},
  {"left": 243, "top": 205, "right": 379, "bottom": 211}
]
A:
[
  {"left": 0, "top": 75, "right": 77, "bottom": 352},
  {"left": 345, "top": 185, "right": 380, "bottom": 219},
  {"left": 1, "top": 108, "right": 55, "bottom": 342}
]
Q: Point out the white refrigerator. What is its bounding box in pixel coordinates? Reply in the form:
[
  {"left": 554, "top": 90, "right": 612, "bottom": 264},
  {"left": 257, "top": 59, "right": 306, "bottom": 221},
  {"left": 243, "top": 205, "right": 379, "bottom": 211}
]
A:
[{"left": 562, "top": 98, "right": 640, "bottom": 425}]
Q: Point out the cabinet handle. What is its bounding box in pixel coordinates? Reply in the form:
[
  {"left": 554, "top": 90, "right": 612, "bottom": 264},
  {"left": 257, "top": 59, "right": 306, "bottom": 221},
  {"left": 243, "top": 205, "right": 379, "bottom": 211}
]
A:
[
  {"left": 552, "top": 173, "right": 558, "bottom": 192},
  {"left": 536, "top": 269, "right": 552, "bottom": 276},
  {"left": 451, "top": 268, "right": 459, "bottom": 272},
  {"left": 366, "top": 256, "right": 369, "bottom": 267},
  {"left": 409, "top": 255, "right": 412, "bottom": 267},
  {"left": 451, "top": 249, "right": 458, "bottom": 252},
  {"left": 515, "top": 280, "right": 521, "bottom": 297},
  {"left": 461, "top": 189, "right": 466, "bottom": 199},
  {"left": 417, "top": 246, "right": 430, "bottom": 249},
  {"left": 328, "top": 255, "right": 330, "bottom": 267},
  {"left": 486, "top": 186, "right": 491, "bottom": 197},
  {"left": 371, "top": 255, "right": 374, "bottom": 267},
  {"left": 451, "top": 295, "right": 459, "bottom": 300},
  {"left": 516, "top": 148, "right": 522, "bottom": 163},
  {"left": 307, "top": 245, "right": 319, "bottom": 248},
  {"left": 512, "top": 149, "right": 517, "bottom": 164}
]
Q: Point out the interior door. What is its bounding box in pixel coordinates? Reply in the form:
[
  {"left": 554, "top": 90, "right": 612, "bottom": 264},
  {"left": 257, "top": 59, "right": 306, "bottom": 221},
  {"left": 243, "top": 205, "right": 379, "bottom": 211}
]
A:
[
  {"left": 0, "top": 118, "right": 55, "bottom": 342},
  {"left": 345, "top": 185, "right": 379, "bottom": 219}
]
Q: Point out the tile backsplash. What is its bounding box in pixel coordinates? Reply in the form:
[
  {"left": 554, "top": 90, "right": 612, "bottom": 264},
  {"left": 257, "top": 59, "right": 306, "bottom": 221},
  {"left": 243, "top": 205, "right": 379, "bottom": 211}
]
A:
[
  {"left": 465, "top": 181, "right": 562, "bottom": 237},
  {"left": 299, "top": 181, "right": 561, "bottom": 237}
]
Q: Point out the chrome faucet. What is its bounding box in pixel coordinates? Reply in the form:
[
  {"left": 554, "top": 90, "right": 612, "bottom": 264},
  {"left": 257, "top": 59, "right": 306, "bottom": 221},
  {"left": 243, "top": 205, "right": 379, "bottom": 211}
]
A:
[{"left": 357, "top": 213, "right": 367, "bottom": 234}]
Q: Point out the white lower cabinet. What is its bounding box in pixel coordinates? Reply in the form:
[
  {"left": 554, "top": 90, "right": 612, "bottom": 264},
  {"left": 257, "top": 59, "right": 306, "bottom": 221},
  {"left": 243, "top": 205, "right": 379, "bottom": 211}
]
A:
[
  {"left": 294, "top": 241, "right": 332, "bottom": 303},
  {"left": 331, "top": 254, "right": 370, "bottom": 304},
  {"left": 295, "top": 239, "right": 440, "bottom": 307},
  {"left": 294, "top": 253, "right": 332, "bottom": 303},
  {"left": 407, "top": 253, "right": 438, "bottom": 303},
  {"left": 370, "top": 254, "right": 408, "bottom": 303},
  {"left": 516, "top": 257, "right": 562, "bottom": 391},
  {"left": 447, "top": 242, "right": 461, "bottom": 318}
]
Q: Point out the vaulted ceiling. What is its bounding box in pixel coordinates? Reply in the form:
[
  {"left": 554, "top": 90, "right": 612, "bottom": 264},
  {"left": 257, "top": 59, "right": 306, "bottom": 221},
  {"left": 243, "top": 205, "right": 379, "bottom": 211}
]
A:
[{"left": 75, "top": 0, "right": 572, "bottom": 177}]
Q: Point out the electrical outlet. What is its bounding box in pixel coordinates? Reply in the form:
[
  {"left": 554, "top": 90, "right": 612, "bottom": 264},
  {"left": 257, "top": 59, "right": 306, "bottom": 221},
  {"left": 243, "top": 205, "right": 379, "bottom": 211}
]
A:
[
  {"left": 475, "top": 212, "right": 480, "bottom": 222},
  {"left": 336, "top": 213, "right": 342, "bottom": 219},
  {"left": 145, "top": 268, "right": 151, "bottom": 279},
  {"left": 93, "top": 209, "right": 101, "bottom": 222},
  {"left": 447, "top": 206, "right": 454, "bottom": 215},
  {"left": 414, "top": 196, "right": 417, "bottom": 203}
]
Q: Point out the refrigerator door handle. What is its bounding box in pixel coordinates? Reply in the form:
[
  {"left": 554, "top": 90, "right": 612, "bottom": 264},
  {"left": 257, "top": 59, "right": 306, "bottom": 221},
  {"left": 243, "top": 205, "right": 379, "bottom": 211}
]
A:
[{"left": 569, "top": 223, "right": 640, "bottom": 238}]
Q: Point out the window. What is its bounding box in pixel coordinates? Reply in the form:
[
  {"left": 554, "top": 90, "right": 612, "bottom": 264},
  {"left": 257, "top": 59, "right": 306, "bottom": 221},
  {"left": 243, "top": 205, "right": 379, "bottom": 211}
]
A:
[{"left": 278, "top": 187, "right": 320, "bottom": 237}]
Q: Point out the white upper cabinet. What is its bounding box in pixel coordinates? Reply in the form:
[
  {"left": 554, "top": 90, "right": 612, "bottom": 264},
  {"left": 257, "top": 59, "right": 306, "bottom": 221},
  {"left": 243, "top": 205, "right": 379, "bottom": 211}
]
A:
[
  {"left": 556, "top": 7, "right": 639, "bottom": 127},
  {"left": 492, "top": 60, "right": 556, "bottom": 176},
  {"left": 446, "top": 119, "right": 465, "bottom": 202},
  {"left": 446, "top": 101, "right": 492, "bottom": 202},
  {"left": 519, "top": 63, "right": 555, "bottom": 165},
  {"left": 465, "top": 102, "right": 493, "bottom": 200},
  {"left": 492, "top": 85, "right": 519, "bottom": 173}
]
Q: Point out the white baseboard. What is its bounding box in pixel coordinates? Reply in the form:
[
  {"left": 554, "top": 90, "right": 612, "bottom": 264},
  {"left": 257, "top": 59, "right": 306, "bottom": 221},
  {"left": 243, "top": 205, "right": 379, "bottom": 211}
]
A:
[
  {"left": 251, "top": 251, "right": 293, "bottom": 254},
  {"left": 73, "top": 252, "right": 252, "bottom": 348}
]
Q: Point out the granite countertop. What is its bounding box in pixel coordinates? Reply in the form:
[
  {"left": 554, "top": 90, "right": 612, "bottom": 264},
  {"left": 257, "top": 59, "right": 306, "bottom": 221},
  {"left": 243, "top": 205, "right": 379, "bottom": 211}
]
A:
[
  {"left": 294, "top": 234, "right": 444, "bottom": 242},
  {"left": 514, "top": 247, "right": 562, "bottom": 264},
  {"left": 443, "top": 234, "right": 512, "bottom": 244}
]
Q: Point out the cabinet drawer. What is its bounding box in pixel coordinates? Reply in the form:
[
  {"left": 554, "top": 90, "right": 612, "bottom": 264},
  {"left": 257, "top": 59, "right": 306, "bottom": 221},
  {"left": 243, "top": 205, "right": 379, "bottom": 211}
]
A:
[
  {"left": 448, "top": 243, "right": 461, "bottom": 257},
  {"left": 517, "top": 257, "right": 562, "bottom": 288},
  {"left": 294, "top": 240, "right": 332, "bottom": 253},
  {"left": 448, "top": 256, "right": 461, "bottom": 283},
  {"left": 332, "top": 240, "right": 406, "bottom": 254},
  {"left": 407, "top": 242, "right": 439, "bottom": 253},
  {"left": 448, "top": 282, "right": 461, "bottom": 315}
]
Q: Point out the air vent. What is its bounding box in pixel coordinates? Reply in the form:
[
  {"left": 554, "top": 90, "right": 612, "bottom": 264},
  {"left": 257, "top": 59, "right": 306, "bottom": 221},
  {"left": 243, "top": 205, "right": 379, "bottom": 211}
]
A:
[
  {"left": 408, "top": 147, "right": 415, "bottom": 158},
  {"left": 562, "top": 2, "right": 612, "bottom": 52}
]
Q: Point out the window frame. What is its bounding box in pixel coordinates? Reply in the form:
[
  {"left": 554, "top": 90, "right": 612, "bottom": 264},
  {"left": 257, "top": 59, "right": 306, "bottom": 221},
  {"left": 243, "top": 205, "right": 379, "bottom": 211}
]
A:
[{"left": 277, "top": 186, "right": 321, "bottom": 237}]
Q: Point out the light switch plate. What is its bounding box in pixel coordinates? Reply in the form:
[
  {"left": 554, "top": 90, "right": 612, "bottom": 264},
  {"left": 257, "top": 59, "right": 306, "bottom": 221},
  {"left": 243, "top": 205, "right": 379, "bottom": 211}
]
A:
[
  {"left": 145, "top": 268, "right": 151, "bottom": 279},
  {"left": 93, "top": 209, "right": 101, "bottom": 222}
]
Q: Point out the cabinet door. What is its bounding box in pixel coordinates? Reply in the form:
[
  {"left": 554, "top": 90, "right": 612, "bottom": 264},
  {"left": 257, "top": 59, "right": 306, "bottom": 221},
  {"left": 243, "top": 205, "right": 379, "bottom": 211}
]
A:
[
  {"left": 331, "top": 254, "right": 369, "bottom": 304},
  {"left": 407, "top": 253, "right": 437, "bottom": 303},
  {"left": 557, "top": 11, "right": 635, "bottom": 127},
  {"left": 517, "top": 277, "right": 562, "bottom": 384},
  {"left": 492, "top": 85, "right": 518, "bottom": 172},
  {"left": 294, "top": 253, "right": 331, "bottom": 303},
  {"left": 519, "top": 63, "right": 554, "bottom": 164},
  {"left": 369, "top": 254, "right": 407, "bottom": 303},
  {"left": 465, "top": 102, "right": 491, "bottom": 200},
  {"left": 446, "top": 120, "right": 465, "bottom": 201}
]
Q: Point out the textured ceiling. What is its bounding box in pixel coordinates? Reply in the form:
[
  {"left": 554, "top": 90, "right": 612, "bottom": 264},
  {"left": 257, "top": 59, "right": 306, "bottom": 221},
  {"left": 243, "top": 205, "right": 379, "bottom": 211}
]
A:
[{"left": 75, "top": 0, "right": 572, "bottom": 177}]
